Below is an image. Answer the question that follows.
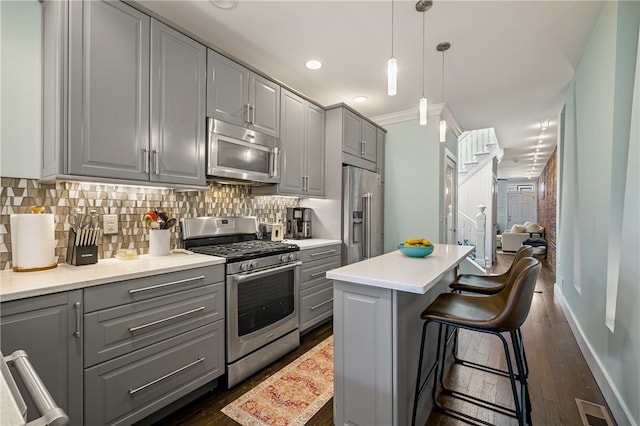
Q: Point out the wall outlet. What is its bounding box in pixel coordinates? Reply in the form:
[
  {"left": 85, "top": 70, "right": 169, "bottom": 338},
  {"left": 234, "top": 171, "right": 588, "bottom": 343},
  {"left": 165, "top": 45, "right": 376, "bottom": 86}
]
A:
[
  {"left": 275, "top": 212, "right": 282, "bottom": 223},
  {"left": 103, "top": 214, "right": 118, "bottom": 234}
]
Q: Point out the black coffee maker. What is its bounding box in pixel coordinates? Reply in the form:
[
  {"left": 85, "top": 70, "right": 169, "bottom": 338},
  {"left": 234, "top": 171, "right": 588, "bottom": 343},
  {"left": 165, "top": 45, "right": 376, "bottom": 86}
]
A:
[{"left": 285, "top": 207, "right": 312, "bottom": 239}]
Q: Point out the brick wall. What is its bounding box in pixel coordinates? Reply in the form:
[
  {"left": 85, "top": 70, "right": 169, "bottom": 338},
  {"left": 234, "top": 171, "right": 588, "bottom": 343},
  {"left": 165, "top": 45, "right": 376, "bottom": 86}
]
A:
[{"left": 537, "top": 147, "right": 557, "bottom": 271}]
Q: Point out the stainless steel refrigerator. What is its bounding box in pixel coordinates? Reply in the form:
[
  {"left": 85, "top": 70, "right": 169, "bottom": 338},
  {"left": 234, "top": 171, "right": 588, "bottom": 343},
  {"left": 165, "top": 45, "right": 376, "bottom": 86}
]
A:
[{"left": 342, "top": 165, "right": 384, "bottom": 265}]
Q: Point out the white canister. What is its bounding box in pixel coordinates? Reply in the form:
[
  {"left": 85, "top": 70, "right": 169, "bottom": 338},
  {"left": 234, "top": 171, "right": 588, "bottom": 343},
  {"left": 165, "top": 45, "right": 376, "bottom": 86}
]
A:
[
  {"left": 149, "top": 229, "right": 170, "bottom": 256},
  {"left": 10, "top": 211, "right": 57, "bottom": 272}
]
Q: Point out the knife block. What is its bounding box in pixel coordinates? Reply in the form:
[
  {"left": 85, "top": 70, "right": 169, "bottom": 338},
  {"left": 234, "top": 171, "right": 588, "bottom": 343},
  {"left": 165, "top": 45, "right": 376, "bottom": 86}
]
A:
[{"left": 66, "top": 228, "right": 98, "bottom": 266}]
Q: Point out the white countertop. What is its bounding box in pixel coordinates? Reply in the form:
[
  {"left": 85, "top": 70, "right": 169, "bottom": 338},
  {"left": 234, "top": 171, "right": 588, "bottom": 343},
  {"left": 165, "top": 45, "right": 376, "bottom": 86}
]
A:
[
  {"left": 326, "top": 244, "right": 474, "bottom": 294},
  {"left": 0, "top": 253, "right": 225, "bottom": 302},
  {"left": 284, "top": 238, "right": 342, "bottom": 249}
]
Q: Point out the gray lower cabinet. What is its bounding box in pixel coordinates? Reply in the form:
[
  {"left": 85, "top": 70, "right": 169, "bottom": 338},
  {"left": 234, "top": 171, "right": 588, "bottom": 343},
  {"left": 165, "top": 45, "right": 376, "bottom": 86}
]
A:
[
  {"left": 254, "top": 89, "right": 325, "bottom": 197},
  {"left": 44, "top": 0, "right": 207, "bottom": 187},
  {"left": 207, "top": 49, "right": 281, "bottom": 137},
  {"left": 0, "top": 291, "right": 83, "bottom": 426},
  {"left": 299, "top": 244, "right": 341, "bottom": 333},
  {"left": 83, "top": 265, "right": 225, "bottom": 425}
]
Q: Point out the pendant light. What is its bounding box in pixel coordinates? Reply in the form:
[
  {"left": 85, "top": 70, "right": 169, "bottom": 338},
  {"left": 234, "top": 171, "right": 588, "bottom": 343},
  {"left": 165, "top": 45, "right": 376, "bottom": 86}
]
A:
[
  {"left": 437, "top": 42, "right": 451, "bottom": 142},
  {"left": 387, "top": 0, "right": 397, "bottom": 96},
  {"left": 416, "top": 1, "right": 432, "bottom": 125}
]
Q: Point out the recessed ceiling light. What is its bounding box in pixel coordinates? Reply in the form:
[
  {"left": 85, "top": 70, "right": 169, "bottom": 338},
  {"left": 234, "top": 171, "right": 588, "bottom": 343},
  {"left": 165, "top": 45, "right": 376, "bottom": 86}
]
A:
[
  {"left": 209, "top": 0, "right": 238, "bottom": 9},
  {"left": 353, "top": 96, "right": 368, "bottom": 103},
  {"left": 305, "top": 60, "right": 322, "bottom": 70}
]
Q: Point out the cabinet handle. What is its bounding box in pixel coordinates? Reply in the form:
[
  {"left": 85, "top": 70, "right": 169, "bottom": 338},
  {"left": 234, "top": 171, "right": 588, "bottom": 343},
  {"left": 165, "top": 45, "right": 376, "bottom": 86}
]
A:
[
  {"left": 74, "top": 302, "right": 81, "bottom": 338},
  {"left": 153, "top": 150, "right": 159, "bottom": 175},
  {"left": 129, "top": 275, "right": 206, "bottom": 294},
  {"left": 250, "top": 105, "right": 256, "bottom": 124},
  {"left": 244, "top": 104, "right": 251, "bottom": 124},
  {"left": 129, "top": 358, "right": 205, "bottom": 395},
  {"left": 309, "top": 249, "right": 337, "bottom": 257},
  {"left": 310, "top": 298, "right": 333, "bottom": 310},
  {"left": 143, "top": 148, "right": 149, "bottom": 174},
  {"left": 309, "top": 271, "right": 326, "bottom": 278},
  {"left": 128, "top": 306, "right": 206, "bottom": 332},
  {"left": 361, "top": 140, "right": 366, "bottom": 156}
]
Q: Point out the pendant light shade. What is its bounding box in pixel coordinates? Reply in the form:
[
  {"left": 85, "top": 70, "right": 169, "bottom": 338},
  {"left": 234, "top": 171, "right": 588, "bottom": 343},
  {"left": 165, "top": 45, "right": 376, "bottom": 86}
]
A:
[
  {"left": 419, "top": 97, "right": 428, "bottom": 125},
  {"left": 388, "top": 58, "right": 397, "bottom": 96},
  {"left": 387, "top": 0, "right": 397, "bottom": 96},
  {"left": 437, "top": 42, "right": 451, "bottom": 142}
]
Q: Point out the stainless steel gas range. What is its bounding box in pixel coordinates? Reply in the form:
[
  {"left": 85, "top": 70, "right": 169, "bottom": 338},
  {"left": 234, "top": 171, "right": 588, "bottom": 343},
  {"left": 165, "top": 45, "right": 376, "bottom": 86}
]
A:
[{"left": 180, "top": 216, "right": 300, "bottom": 388}]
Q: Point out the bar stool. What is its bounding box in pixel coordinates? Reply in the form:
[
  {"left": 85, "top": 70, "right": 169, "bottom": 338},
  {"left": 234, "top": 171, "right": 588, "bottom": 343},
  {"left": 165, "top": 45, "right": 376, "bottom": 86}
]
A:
[
  {"left": 411, "top": 257, "right": 540, "bottom": 426},
  {"left": 450, "top": 245, "right": 535, "bottom": 379},
  {"left": 450, "top": 245, "right": 533, "bottom": 294}
]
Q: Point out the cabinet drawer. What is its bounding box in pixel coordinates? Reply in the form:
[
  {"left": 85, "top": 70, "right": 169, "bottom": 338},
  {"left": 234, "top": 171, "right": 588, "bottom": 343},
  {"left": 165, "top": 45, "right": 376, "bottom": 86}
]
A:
[
  {"left": 300, "top": 281, "right": 333, "bottom": 332},
  {"left": 84, "top": 321, "right": 224, "bottom": 426},
  {"left": 301, "top": 256, "right": 341, "bottom": 291},
  {"left": 84, "top": 283, "right": 224, "bottom": 367},
  {"left": 300, "top": 244, "right": 341, "bottom": 262},
  {"left": 84, "top": 265, "right": 224, "bottom": 312}
]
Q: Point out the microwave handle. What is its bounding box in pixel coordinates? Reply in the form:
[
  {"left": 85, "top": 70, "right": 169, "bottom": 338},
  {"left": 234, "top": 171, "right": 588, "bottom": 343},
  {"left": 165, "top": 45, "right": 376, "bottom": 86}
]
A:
[{"left": 270, "top": 147, "right": 280, "bottom": 178}]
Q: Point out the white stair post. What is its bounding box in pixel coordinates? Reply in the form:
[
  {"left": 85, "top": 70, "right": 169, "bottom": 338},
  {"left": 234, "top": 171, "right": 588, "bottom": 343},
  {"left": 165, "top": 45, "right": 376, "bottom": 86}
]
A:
[{"left": 475, "top": 205, "right": 486, "bottom": 266}]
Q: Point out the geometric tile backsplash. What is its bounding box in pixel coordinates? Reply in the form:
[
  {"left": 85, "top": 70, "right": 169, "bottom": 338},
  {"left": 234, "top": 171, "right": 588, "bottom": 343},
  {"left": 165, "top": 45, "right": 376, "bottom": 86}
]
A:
[{"left": 0, "top": 177, "right": 300, "bottom": 270}]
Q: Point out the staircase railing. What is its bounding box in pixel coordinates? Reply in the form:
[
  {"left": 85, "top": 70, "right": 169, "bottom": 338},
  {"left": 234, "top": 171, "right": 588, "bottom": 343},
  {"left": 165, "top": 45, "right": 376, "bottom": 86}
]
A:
[{"left": 457, "top": 210, "right": 477, "bottom": 247}]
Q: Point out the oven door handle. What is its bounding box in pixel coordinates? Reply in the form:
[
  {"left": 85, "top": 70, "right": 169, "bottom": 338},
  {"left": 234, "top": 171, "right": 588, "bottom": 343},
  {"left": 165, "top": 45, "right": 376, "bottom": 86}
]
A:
[{"left": 231, "top": 261, "right": 301, "bottom": 283}]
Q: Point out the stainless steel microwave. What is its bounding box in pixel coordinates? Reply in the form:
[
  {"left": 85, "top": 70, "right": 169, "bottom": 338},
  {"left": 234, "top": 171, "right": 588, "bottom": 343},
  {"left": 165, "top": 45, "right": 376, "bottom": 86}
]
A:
[{"left": 207, "top": 118, "right": 280, "bottom": 184}]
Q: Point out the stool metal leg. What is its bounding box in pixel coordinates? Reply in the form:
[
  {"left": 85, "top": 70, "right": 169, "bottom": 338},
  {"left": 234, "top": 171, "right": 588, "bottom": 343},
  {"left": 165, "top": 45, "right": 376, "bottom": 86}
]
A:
[{"left": 411, "top": 321, "right": 443, "bottom": 426}]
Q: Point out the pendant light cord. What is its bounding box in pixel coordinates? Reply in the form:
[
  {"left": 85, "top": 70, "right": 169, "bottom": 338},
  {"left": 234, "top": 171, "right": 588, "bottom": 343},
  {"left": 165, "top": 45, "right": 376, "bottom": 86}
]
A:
[
  {"left": 441, "top": 49, "right": 445, "bottom": 102},
  {"left": 421, "top": 11, "right": 425, "bottom": 97},
  {"left": 391, "top": 0, "right": 394, "bottom": 58}
]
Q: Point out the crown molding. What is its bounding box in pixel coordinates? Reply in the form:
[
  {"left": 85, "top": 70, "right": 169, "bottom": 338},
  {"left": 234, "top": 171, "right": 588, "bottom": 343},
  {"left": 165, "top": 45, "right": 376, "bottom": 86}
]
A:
[{"left": 371, "top": 102, "right": 463, "bottom": 137}]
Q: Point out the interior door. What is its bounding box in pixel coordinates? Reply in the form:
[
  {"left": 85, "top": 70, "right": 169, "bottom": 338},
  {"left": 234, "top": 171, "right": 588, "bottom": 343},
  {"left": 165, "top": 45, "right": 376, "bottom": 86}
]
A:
[
  {"left": 444, "top": 151, "right": 457, "bottom": 244},
  {"left": 507, "top": 192, "right": 536, "bottom": 228}
]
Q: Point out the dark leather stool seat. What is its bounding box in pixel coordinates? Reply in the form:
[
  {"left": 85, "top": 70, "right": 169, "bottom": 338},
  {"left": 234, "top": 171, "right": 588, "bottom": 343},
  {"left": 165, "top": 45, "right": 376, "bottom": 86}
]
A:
[
  {"left": 411, "top": 257, "right": 541, "bottom": 426},
  {"left": 450, "top": 245, "right": 533, "bottom": 294}
]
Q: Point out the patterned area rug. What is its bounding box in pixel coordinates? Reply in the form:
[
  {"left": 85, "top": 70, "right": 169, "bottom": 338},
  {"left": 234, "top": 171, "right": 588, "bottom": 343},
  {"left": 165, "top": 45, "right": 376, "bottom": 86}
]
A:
[{"left": 221, "top": 336, "right": 334, "bottom": 426}]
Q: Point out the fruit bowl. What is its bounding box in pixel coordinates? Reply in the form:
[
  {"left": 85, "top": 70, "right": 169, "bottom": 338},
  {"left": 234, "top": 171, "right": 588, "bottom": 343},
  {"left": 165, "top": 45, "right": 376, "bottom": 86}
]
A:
[{"left": 398, "top": 243, "right": 434, "bottom": 258}]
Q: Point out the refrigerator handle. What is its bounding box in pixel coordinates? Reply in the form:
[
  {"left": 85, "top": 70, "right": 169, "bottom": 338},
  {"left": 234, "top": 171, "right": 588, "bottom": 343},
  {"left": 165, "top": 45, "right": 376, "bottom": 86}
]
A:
[{"left": 363, "top": 192, "right": 373, "bottom": 259}]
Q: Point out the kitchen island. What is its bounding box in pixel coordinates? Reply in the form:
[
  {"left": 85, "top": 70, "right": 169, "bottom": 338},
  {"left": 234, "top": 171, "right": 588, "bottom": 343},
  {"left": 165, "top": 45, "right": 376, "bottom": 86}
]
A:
[{"left": 326, "top": 244, "right": 474, "bottom": 426}]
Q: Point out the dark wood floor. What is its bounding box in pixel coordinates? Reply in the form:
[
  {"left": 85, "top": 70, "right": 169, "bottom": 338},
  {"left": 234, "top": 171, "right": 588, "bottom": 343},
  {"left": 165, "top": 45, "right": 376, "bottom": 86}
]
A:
[{"left": 152, "top": 254, "right": 613, "bottom": 426}]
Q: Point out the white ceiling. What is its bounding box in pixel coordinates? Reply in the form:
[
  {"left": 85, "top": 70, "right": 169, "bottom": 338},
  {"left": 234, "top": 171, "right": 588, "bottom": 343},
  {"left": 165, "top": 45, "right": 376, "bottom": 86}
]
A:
[{"left": 138, "top": 0, "right": 603, "bottom": 180}]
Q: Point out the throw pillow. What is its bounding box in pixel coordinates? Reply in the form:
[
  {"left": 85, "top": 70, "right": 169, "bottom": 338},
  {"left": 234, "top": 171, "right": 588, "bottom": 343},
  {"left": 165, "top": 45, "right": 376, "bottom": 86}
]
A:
[
  {"left": 511, "top": 224, "right": 526, "bottom": 233},
  {"left": 526, "top": 223, "right": 542, "bottom": 233}
]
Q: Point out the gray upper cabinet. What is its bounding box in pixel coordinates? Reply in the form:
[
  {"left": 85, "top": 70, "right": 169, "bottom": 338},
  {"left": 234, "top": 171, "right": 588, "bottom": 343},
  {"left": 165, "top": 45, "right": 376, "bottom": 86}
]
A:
[
  {"left": 207, "top": 50, "right": 281, "bottom": 137},
  {"left": 254, "top": 89, "right": 324, "bottom": 197},
  {"left": 376, "top": 127, "right": 386, "bottom": 179},
  {"left": 44, "top": 0, "right": 207, "bottom": 187},
  {"left": 150, "top": 20, "right": 207, "bottom": 186},
  {"left": 327, "top": 105, "right": 382, "bottom": 173},
  {"left": 1, "top": 291, "right": 83, "bottom": 426},
  {"left": 67, "top": 0, "right": 150, "bottom": 181}
]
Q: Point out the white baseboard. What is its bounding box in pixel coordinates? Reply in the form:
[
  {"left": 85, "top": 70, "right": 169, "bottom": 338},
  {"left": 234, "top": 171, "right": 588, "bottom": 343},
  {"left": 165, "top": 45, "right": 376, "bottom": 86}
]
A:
[{"left": 553, "top": 283, "right": 636, "bottom": 426}]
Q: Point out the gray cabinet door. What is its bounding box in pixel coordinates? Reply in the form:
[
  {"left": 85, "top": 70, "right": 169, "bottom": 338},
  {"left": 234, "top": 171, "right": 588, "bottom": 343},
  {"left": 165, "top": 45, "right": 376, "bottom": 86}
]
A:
[
  {"left": 362, "top": 119, "right": 378, "bottom": 163},
  {"left": 279, "top": 90, "right": 305, "bottom": 195},
  {"left": 1, "top": 291, "right": 83, "bottom": 426},
  {"left": 249, "top": 74, "right": 280, "bottom": 137},
  {"left": 376, "top": 128, "right": 385, "bottom": 179},
  {"left": 206, "top": 49, "right": 249, "bottom": 127},
  {"left": 68, "top": 0, "right": 150, "bottom": 181},
  {"left": 150, "top": 20, "right": 206, "bottom": 186},
  {"left": 305, "top": 102, "right": 326, "bottom": 197},
  {"left": 343, "top": 109, "right": 363, "bottom": 158}
]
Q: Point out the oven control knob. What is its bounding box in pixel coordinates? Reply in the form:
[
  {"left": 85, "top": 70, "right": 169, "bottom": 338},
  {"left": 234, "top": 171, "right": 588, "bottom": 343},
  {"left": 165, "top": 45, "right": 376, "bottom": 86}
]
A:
[
  {"left": 280, "top": 255, "right": 288, "bottom": 262},
  {"left": 250, "top": 260, "right": 258, "bottom": 269},
  {"left": 288, "top": 254, "right": 296, "bottom": 261},
  {"left": 240, "top": 263, "right": 249, "bottom": 271}
]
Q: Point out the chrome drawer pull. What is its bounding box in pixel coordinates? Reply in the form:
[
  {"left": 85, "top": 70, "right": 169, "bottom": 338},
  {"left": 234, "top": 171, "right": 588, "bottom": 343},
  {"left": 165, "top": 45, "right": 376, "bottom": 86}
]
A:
[
  {"left": 309, "top": 249, "right": 337, "bottom": 257},
  {"left": 129, "top": 357, "right": 205, "bottom": 395},
  {"left": 310, "top": 298, "right": 333, "bottom": 311},
  {"left": 309, "top": 271, "right": 327, "bottom": 278},
  {"left": 129, "top": 275, "right": 206, "bottom": 294},
  {"left": 128, "top": 306, "right": 206, "bottom": 332}
]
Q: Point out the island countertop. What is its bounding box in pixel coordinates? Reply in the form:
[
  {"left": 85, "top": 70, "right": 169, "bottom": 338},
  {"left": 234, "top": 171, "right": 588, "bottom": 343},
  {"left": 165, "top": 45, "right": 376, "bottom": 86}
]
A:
[{"left": 326, "top": 244, "right": 474, "bottom": 294}]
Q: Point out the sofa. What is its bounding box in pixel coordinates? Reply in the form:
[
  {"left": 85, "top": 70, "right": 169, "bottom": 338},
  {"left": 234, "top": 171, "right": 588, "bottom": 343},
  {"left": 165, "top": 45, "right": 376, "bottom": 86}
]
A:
[{"left": 501, "top": 222, "right": 544, "bottom": 252}]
